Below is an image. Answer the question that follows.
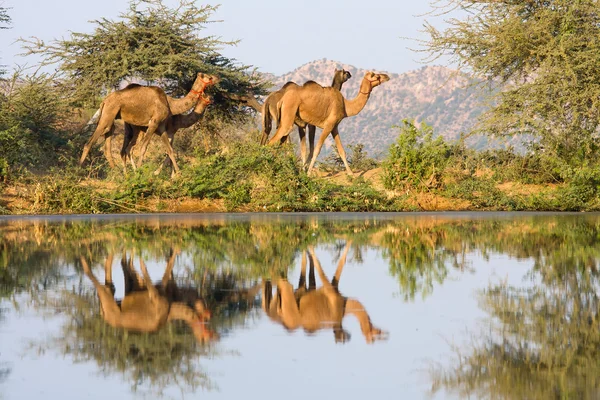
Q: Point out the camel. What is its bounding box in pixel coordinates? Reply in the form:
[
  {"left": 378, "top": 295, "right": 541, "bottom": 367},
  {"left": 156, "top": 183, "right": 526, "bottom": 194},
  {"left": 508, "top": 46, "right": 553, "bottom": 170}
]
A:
[
  {"left": 80, "top": 249, "right": 215, "bottom": 343},
  {"left": 261, "top": 69, "right": 353, "bottom": 168},
  {"left": 120, "top": 93, "right": 213, "bottom": 177},
  {"left": 79, "top": 72, "right": 218, "bottom": 168},
  {"left": 267, "top": 71, "right": 390, "bottom": 176},
  {"left": 262, "top": 243, "right": 387, "bottom": 343},
  {"left": 224, "top": 92, "right": 263, "bottom": 114}
]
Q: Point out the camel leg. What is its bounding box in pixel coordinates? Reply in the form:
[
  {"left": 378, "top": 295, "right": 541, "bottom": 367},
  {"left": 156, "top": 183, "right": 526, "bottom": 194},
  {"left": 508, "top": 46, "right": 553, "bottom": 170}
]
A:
[
  {"left": 80, "top": 256, "right": 122, "bottom": 324},
  {"left": 307, "top": 125, "right": 316, "bottom": 169},
  {"left": 154, "top": 133, "right": 180, "bottom": 177},
  {"left": 161, "top": 248, "right": 178, "bottom": 289},
  {"left": 307, "top": 247, "right": 332, "bottom": 290},
  {"left": 331, "top": 126, "right": 354, "bottom": 177},
  {"left": 275, "top": 278, "right": 302, "bottom": 329},
  {"left": 139, "top": 257, "right": 160, "bottom": 301},
  {"left": 306, "top": 125, "right": 335, "bottom": 176},
  {"left": 266, "top": 102, "right": 297, "bottom": 145},
  {"left": 121, "top": 123, "right": 140, "bottom": 171},
  {"left": 125, "top": 129, "right": 141, "bottom": 171},
  {"left": 332, "top": 241, "right": 352, "bottom": 289},
  {"left": 308, "top": 251, "right": 316, "bottom": 290},
  {"left": 121, "top": 253, "right": 144, "bottom": 293},
  {"left": 154, "top": 133, "right": 175, "bottom": 176},
  {"left": 103, "top": 129, "right": 116, "bottom": 168},
  {"left": 261, "top": 280, "right": 273, "bottom": 314},
  {"left": 103, "top": 252, "right": 115, "bottom": 296},
  {"left": 79, "top": 107, "right": 118, "bottom": 166},
  {"left": 298, "top": 250, "right": 307, "bottom": 290},
  {"left": 298, "top": 126, "right": 308, "bottom": 166},
  {"left": 136, "top": 119, "right": 162, "bottom": 165}
]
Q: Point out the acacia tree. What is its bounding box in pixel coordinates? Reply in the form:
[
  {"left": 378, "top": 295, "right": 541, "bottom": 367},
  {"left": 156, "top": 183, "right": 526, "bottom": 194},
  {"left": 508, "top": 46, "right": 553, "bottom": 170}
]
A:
[
  {"left": 422, "top": 0, "right": 600, "bottom": 165},
  {"left": 19, "top": 0, "right": 267, "bottom": 121}
]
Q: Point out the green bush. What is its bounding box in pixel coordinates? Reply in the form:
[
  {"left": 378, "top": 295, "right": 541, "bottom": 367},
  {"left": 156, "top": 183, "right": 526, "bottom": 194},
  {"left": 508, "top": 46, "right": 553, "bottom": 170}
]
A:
[
  {"left": 382, "top": 120, "right": 451, "bottom": 190},
  {"left": 0, "top": 73, "right": 70, "bottom": 173},
  {"left": 554, "top": 165, "right": 600, "bottom": 210}
]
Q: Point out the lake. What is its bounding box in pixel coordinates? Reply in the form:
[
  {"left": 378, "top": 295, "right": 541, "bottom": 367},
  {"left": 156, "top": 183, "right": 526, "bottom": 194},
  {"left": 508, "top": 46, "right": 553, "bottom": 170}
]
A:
[{"left": 0, "top": 212, "right": 598, "bottom": 399}]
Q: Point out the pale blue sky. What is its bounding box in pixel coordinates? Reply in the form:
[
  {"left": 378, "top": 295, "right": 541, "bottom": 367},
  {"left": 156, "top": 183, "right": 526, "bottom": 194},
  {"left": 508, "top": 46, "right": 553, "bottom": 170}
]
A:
[{"left": 0, "top": 0, "right": 445, "bottom": 75}]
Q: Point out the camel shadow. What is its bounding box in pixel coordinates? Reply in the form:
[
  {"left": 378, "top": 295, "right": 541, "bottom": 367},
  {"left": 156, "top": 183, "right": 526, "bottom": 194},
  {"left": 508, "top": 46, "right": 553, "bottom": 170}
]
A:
[
  {"left": 81, "top": 247, "right": 216, "bottom": 343},
  {"left": 262, "top": 242, "right": 388, "bottom": 344}
]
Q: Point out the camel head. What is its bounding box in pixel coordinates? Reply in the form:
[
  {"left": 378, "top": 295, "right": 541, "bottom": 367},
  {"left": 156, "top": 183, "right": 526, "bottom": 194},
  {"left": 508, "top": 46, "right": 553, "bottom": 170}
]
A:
[
  {"left": 199, "top": 93, "right": 213, "bottom": 106},
  {"left": 362, "top": 71, "right": 390, "bottom": 91},
  {"left": 194, "top": 298, "right": 212, "bottom": 321},
  {"left": 191, "top": 72, "right": 220, "bottom": 94},
  {"left": 335, "top": 69, "right": 352, "bottom": 84}
]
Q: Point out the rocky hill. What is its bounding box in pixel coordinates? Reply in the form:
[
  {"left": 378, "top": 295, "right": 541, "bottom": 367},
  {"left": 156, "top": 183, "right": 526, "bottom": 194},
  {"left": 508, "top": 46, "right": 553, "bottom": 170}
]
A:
[{"left": 262, "top": 59, "right": 489, "bottom": 157}]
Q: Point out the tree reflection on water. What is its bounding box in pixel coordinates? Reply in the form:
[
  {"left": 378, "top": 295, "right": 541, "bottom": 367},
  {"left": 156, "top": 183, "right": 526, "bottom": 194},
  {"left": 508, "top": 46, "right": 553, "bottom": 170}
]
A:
[
  {"left": 429, "top": 216, "right": 600, "bottom": 399},
  {"left": 2, "top": 214, "right": 600, "bottom": 396}
]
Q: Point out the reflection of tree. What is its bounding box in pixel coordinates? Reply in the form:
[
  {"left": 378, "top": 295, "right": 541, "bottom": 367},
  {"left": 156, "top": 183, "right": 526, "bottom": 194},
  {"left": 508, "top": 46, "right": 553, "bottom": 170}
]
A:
[
  {"left": 39, "top": 288, "right": 213, "bottom": 393},
  {"left": 431, "top": 246, "right": 600, "bottom": 398},
  {"left": 33, "top": 266, "right": 260, "bottom": 394}
]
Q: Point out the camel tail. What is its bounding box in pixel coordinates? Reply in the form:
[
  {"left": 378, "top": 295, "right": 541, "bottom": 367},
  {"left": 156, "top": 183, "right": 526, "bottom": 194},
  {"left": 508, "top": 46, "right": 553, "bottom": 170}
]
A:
[
  {"left": 86, "top": 103, "right": 103, "bottom": 127},
  {"left": 79, "top": 101, "right": 106, "bottom": 166}
]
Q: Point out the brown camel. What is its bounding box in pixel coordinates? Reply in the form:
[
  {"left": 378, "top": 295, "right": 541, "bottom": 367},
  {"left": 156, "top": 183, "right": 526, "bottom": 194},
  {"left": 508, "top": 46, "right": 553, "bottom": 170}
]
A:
[
  {"left": 225, "top": 92, "right": 263, "bottom": 114},
  {"left": 80, "top": 249, "right": 214, "bottom": 343},
  {"left": 262, "top": 243, "right": 387, "bottom": 343},
  {"left": 120, "top": 93, "right": 213, "bottom": 177},
  {"left": 267, "top": 71, "right": 390, "bottom": 176},
  {"left": 79, "top": 72, "right": 218, "bottom": 168},
  {"left": 261, "top": 69, "right": 352, "bottom": 167}
]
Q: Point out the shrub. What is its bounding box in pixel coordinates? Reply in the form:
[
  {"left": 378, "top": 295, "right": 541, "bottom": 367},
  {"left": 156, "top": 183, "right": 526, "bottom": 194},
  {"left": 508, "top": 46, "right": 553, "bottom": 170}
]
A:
[{"left": 382, "top": 120, "right": 451, "bottom": 190}]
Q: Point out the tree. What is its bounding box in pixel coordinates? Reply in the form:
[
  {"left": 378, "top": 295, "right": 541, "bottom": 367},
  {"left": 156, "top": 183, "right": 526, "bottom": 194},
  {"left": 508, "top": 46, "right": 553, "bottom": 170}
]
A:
[
  {"left": 19, "top": 0, "right": 268, "bottom": 121},
  {"left": 422, "top": 0, "right": 600, "bottom": 165}
]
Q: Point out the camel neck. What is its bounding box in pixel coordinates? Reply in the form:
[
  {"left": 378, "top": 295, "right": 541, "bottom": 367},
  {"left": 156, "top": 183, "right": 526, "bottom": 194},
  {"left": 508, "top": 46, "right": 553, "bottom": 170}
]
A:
[
  {"left": 168, "top": 302, "right": 196, "bottom": 323},
  {"left": 343, "top": 79, "right": 371, "bottom": 117},
  {"left": 344, "top": 298, "right": 373, "bottom": 337},
  {"left": 331, "top": 76, "right": 344, "bottom": 91},
  {"left": 168, "top": 302, "right": 213, "bottom": 343},
  {"left": 172, "top": 102, "right": 208, "bottom": 130},
  {"left": 168, "top": 91, "right": 202, "bottom": 115}
]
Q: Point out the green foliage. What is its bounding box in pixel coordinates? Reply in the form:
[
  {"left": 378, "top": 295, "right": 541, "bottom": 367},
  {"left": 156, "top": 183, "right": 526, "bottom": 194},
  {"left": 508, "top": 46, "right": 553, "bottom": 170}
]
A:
[
  {"left": 382, "top": 120, "right": 451, "bottom": 189},
  {"left": 19, "top": 0, "right": 269, "bottom": 122},
  {"left": 554, "top": 165, "right": 600, "bottom": 210},
  {"left": 319, "top": 143, "right": 379, "bottom": 173},
  {"left": 179, "top": 139, "right": 391, "bottom": 212},
  {"left": 0, "top": 72, "right": 71, "bottom": 173},
  {"left": 423, "top": 0, "right": 600, "bottom": 165}
]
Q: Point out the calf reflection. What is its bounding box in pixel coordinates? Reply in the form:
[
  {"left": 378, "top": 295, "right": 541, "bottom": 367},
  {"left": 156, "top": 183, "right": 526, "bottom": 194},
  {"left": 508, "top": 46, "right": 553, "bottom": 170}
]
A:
[
  {"left": 262, "top": 243, "right": 387, "bottom": 343},
  {"left": 80, "top": 248, "right": 215, "bottom": 343}
]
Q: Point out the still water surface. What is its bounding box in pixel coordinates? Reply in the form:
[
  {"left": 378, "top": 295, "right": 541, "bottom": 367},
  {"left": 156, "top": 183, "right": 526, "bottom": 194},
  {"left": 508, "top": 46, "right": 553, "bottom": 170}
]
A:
[{"left": 0, "top": 212, "right": 598, "bottom": 399}]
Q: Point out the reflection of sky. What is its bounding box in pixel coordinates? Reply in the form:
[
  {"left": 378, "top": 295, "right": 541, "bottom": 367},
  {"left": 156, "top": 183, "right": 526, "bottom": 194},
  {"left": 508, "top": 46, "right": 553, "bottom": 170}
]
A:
[{"left": 0, "top": 243, "right": 534, "bottom": 400}]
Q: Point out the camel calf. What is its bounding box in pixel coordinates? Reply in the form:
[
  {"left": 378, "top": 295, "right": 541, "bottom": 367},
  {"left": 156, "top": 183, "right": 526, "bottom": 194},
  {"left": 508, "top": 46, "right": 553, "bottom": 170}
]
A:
[
  {"left": 121, "top": 93, "right": 213, "bottom": 176},
  {"left": 262, "top": 243, "right": 387, "bottom": 343}
]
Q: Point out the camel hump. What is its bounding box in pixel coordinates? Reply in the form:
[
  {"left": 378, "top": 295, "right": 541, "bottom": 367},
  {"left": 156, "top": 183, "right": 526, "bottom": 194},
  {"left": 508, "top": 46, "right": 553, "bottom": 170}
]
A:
[
  {"left": 123, "top": 83, "right": 142, "bottom": 90},
  {"left": 281, "top": 81, "right": 297, "bottom": 90},
  {"left": 303, "top": 80, "right": 325, "bottom": 89}
]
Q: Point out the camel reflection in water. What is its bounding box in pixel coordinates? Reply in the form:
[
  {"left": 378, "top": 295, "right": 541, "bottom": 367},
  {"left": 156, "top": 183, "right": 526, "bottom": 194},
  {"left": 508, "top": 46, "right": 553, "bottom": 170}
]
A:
[
  {"left": 262, "top": 242, "right": 387, "bottom": 343},
  {"left": 81, "top": 248, "right": 215, "bottom": 343}
]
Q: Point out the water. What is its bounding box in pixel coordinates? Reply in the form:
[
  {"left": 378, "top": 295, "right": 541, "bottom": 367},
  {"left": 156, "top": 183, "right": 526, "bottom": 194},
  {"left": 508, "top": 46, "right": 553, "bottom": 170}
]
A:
[{"left": 1, "top": 212, "right": 599, "bottom": 399}]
